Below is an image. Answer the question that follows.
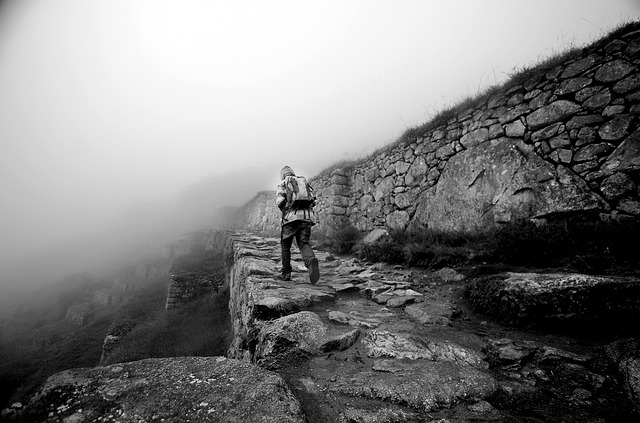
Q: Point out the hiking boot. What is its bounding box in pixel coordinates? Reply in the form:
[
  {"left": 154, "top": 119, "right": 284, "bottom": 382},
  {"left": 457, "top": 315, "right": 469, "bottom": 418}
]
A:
[
  {"left": 308, "top": 258, "right": 320, "bottom": 285},
  {"left": 279, "top": 273, "right": 291, "bottom": 282}
]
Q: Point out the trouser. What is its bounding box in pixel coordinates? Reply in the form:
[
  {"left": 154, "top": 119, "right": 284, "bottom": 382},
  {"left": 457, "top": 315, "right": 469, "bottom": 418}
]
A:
[{"left": 281, "top": 222, "right": 315, "bottom": 275}]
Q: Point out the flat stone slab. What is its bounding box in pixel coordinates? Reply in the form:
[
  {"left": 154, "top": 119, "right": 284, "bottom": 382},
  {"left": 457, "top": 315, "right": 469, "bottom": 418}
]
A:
[
  {"left": 372, "top": 287, "right": 422, "bottom": 306},
  {"left": 12, "top": 357, "right": 305, "bottom": 423},
  {"left": 315, "top": 358, "right": 497, "bottom": 412},
  {"left": 235, "top": 256, "right": 277, "bottom": 277},
  {"left": 328, "top": 310, "right": 383, "bottom": 328},
  {"left": 252, "top": 280, "right": 335, "bottom": 319},
  {"left": 364, "top": 330, "right": 487, "bottom": 368},
  {"left": 405, "top": 300, "right": 453, "bottom": 325},
  {"left": 327, "top": 282, "right": 357, "bottom": 292}
]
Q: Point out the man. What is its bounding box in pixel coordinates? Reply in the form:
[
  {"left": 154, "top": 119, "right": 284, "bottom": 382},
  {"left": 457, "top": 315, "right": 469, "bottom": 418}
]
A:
[{"left": 276, "top": 165, "right": 320, "bottom": 284}]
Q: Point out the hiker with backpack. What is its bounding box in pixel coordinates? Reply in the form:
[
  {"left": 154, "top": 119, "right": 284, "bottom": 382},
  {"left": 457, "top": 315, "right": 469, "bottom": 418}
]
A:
[{"left": 276, "top": 165, "right": 320, "bottom": 284}]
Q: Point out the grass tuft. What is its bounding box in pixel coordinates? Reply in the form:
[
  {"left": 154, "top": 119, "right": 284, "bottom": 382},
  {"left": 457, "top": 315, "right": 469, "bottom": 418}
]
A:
[
  {"left": 316, "top": 225, "right": 362, "bottom": 255},
  {"left": 353, "top": 218, "right": 640, "bottom": 275}
]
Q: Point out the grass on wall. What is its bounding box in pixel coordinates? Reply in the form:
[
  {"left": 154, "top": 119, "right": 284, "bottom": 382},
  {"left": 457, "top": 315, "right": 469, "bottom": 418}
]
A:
[{"left": 315, "top": 19, "right": 640, "bottom": 179}]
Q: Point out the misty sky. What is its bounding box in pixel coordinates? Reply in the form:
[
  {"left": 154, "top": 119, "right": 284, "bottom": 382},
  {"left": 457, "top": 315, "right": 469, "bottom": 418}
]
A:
[{"left": 0, "top": 0, "right": 639, "bottom": 274}]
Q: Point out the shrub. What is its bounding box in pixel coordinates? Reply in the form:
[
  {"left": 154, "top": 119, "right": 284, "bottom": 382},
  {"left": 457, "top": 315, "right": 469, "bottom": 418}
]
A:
[
  {"left": 317, "top": 225, "right": 362, "bottom": 255},
  {"left": 403, "top": 243, "right": 474, "bottom": 269},
  {"left": 354, "top": 218, "right": 640, "bottom": 274},
  {"left": 357, "top": 227, "right": 481, "bottom": 268},
  {"left": 357, "top": 231, "right": 405, "bottom": 264}
]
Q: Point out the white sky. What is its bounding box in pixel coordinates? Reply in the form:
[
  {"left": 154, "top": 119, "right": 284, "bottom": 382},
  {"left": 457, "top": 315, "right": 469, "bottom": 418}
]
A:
[{"left": 0, "top": 0, "right": 639, "bottom": 272}]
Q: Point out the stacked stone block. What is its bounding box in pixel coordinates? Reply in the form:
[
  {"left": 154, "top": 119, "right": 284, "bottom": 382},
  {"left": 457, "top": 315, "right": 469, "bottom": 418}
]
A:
[
  {"left": 234, "top": 24, "right": 640, "bottom": 235},
  {"left": 313, "top": 168, "right": 352, "bottom": 231},
  {"left": 165, "top": 273, "right": 223, "bottom": 310},
  {"left": 309, "top": 24, "right": 640, "bottom": 232}
]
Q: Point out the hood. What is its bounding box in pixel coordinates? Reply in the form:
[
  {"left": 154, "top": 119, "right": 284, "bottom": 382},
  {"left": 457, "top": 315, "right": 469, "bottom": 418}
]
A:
[{"left": 280, "top": 166, "right": 296, "bottom": 180}]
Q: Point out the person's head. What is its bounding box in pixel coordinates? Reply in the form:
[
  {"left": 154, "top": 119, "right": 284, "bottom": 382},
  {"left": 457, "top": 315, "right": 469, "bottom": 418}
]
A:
[{"left": 280, "top": 166, "right": 295, "bottom": 180}]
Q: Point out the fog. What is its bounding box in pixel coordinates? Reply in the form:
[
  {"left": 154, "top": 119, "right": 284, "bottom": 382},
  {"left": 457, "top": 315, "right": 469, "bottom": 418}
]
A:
[{"left": 0, "top": 1, "right": 638, "bottom": 297}]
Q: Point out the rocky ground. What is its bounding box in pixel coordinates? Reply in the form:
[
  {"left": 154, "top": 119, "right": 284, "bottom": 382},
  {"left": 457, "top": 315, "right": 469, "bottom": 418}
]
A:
[
  {"left": 228, "top": 233, "right": 640, "bottom": 423},
  {"left": 6, "top": 232, "right": 640, "bottom": 422}
]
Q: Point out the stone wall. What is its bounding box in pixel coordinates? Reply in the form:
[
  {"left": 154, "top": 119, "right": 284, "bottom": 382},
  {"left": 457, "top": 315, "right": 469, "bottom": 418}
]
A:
[
  {"left": 134, "top": 258, "right": 173, "bottom": 280},
  {"left": 164, "top": 273, "right": 223, "bottom": 310},
  {"left": 93, "top": 288, "right": 124, "bottom": 306},
  {"left": 164, "top": 229, "right": 234, "bottom": 310},
  {"left": 230, "top": 191, "right": 282, "bottom": 235},
  {"left": 233, "top": 23, "right": 640, "bottom": 235},
  {"left": 65, "top": 302, "right": 94, "bottom": 325}
]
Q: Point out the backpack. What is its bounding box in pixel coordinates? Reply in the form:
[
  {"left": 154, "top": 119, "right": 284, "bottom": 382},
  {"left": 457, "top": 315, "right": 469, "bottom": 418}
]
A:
[{"left": 284, "top": 175, "right": 314, "bottom": 209}]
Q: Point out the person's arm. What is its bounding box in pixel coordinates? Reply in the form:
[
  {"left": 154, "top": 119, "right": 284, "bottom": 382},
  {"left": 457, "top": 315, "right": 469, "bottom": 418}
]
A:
[{"left": 276, "top": 181, "right": 287, "bottom": 211}]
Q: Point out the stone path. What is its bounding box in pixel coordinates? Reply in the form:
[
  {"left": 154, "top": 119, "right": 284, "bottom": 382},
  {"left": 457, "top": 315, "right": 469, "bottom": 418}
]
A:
[
  {"left": 227, "top": 232, "right": 637, "bottom": 422},
  {"left": 9, "top": 231, "right": 639, "bottom": 422}
]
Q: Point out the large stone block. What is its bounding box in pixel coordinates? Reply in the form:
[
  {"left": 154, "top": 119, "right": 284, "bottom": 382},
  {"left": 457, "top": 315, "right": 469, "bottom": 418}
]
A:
[
  {"left": 386, "top": 210, "right": 410, "bottom": 230},
  {"left": 460, "top": 128, "right": 489, "bottom": 148},
  {"left": 582, "top": 87, "right": 612, "bottom": 110},
  {"left": 412, "top": 138, "right": 606, "bottom": 230},
  {"left": 594, "top": 59, "right": 635, "bottom": 82},
  {"left": 561, "top": 55, "right": 598, "bottom": 78},
  {"left": 555, "top": 77, "right": 592, "bottom": 95},
  {"left": 505, "top": 120, "right": 526, "bottom": 137},
  {"left": 599, "top": 114, "right": 634, "bottom": 141},
  {"left": 526, "top": 100, "right": 582, "bottom": 130},
  {"left": 574, "top": 143, "right": 615, "bottom": 162},
  {"left": 601, "top": 172, "right": 637, "bottom": 201},
  {"left": 373, "top": 177, "right": 395, "bottom": 202}
]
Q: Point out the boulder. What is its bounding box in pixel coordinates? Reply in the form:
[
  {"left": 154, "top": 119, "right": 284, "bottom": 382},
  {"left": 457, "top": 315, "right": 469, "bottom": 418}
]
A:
[
  {"left": 7, "top": 357, "right": 306, "bottom": 423},
  {"left": 254, "top": 311, "right": 360, "bottom": 369},
  {"left": 467, "top": 272, "right": 640, "bottom": 327}
]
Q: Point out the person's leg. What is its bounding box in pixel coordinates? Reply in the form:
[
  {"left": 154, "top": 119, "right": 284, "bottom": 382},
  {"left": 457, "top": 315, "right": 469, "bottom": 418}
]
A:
[
  {"left": 280, "top": 228, "right": 295, "bottom": 280},
  {"left": 295, "top": 226, "right": 315, "bottom": 265},
  {"left": 295, "top": 226, "right": 319, "bottom": 284}
]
